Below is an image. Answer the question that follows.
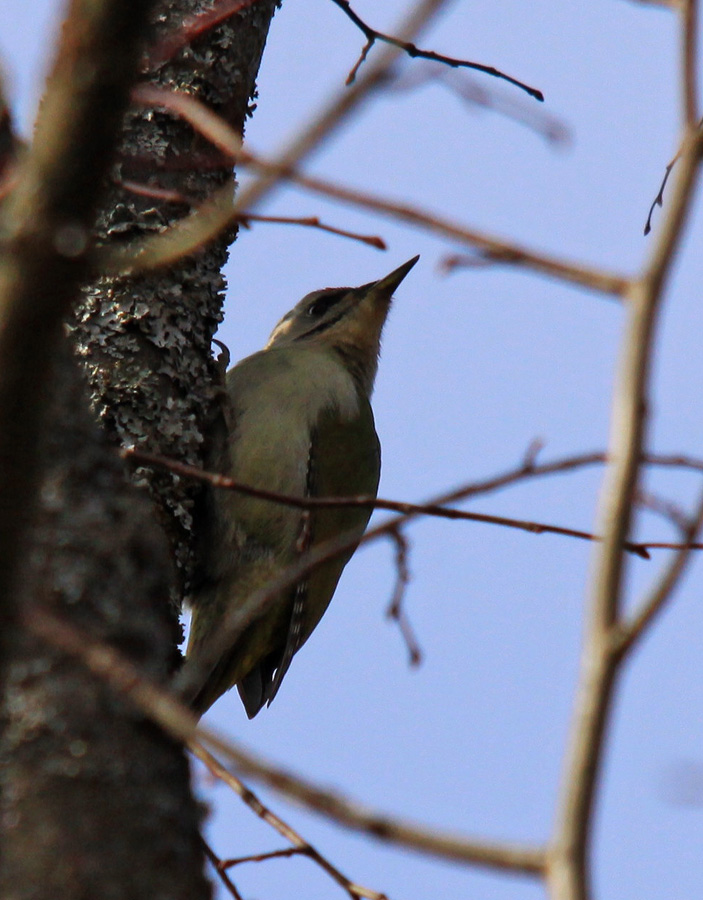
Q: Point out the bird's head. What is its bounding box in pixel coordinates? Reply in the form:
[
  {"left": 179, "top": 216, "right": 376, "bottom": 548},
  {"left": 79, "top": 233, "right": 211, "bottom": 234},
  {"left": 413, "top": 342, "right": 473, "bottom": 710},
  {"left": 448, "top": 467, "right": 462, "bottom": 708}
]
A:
[{"left": 266, "top": 256, "right": 419, "bottom": 394}]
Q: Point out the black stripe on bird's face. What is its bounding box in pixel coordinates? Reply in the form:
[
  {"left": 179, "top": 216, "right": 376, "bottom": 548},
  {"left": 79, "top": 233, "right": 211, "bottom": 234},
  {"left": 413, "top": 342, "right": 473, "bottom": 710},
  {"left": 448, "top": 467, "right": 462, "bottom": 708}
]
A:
[
  {"left": 292, "top": 288, "right": 358, "bottom": 341},
  {"left": 267, "top": 287, "right": 358, "bottom": 346},
  {"left": 304, "top": 288, "right": 349, "bottom": 318}
]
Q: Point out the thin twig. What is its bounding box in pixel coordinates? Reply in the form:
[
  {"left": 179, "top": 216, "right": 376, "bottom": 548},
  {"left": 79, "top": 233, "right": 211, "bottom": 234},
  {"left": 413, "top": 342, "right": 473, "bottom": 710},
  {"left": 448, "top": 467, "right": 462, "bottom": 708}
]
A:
[
  {"left": 117, "top": 176, "right": 387, "bottom": 251},
  {"left": 235, "top": 212, "right": 386, "bottom": 249},
  {"left": 616, "top": 482, "right": 703, "bottom": 655},
  {"left": 644, "top": 149, "right": 681, "bottom": 235},
  {"left": 638, "top": 540, "right": 703, "bottom": 550},
  {"left": 103, "top": 145, "right": 633, "bottom": 293},
  {"left": 221, "top": 847, "right": 303, "bottom": 867},
  {"left": 132, "top": 85, "right": 243, "bottom": 159},
  {"left": 131, "top": 443, "right": 703, "bottom": 715},
  {"left": 173, "top": 458, "right": 659, "bottom": 708},
  {"left": 198, "top": 768, "right": 385, "bottom": 899},
  {"left": 201, "top": 838, "right": 244, "bottom": 900},
  {"left": 29, "top": 608, "right": 547, "bottom": 877},
  {"left": 636, "top": 488, "right": 688, "bottom": 531},
  {"left": 647, "top": 0, "right": 701, "bottom": 234},
  {"left": 194, "top": 748, "right": 388, "bottom": 900},
  {"left": 118, "top": 177, "right": 195, "bottom": 206},
  {"left": 386, "top": 526, "right": 422, "bottom": 666},
  {"left": 330, "top": 0, "right": 543, "bottom": 100},
  {"left": 224, "top": 0, "right": 451, "bottom": 226},
  {"left": 123, "top": 447, "right": 654, "bottom": 557},
  {"left": 127, "top": 444, "right": 703, "bottom": 547},
  {"left": 387, "top": 65, "right": 569, "bottom": 144},
  {"left": 436, "top": 247, "right": 628, "bottom": 294}
]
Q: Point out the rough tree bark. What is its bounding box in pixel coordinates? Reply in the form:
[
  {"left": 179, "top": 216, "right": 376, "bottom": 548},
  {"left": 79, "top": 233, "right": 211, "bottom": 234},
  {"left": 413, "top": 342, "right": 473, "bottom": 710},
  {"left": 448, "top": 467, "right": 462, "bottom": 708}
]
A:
[{"left": 0, "top": 0, "right": 278, "bottom": 897}]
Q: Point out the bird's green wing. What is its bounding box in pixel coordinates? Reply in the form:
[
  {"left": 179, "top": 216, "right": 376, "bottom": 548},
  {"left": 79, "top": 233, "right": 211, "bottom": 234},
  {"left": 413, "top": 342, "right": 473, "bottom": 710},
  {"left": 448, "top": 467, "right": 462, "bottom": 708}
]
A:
[{"left": 250, "top": 394, "right": 380, "bottom": 712}]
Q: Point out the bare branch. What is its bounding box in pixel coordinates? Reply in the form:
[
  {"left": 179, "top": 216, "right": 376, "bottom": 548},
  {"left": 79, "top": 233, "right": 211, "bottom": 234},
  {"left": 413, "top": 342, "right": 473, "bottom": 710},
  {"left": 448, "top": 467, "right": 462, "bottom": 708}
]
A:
[
  {"left": 96, "top": 0, "right": 466, "bottom": 274},
  {"left": 201, "top": 838, "right": 245, "bottom": 900},
  {"left": 437, "top": 247, "right": 628, "bottom": 295},
  {"left": 617, "top": 482, "right": 703, "bottom": 654},
  {"left": 644, "top": 148, "right": 681, "bottom": 235},
  {"left": 647, "top": 0, "right": 701, "bottom": 232},
  {"left": 101, "top": 147, "right": 633, "bottom": 292},
  {"left": 118, "top": 177, "right": 195, "bottom": 206},
  {"left": 637, "top": 540, "right": 703, "bottom": 550},
  {"left": 221, "top": 848, "right": 303, "bottom": 868},
  {"left": 195, "top": 751, "right": 388, "bottom": 900},
  {"left": 124, "top": 447, "right": 660, "bottom": 558},
  {"left": 132, "top": 84, "right": 243, "bottom": 159},
  {"left": 387, "top": 64, "right": 569, "bottom": 144},
  {"left": 30, "top": 609, "right": 547, "bottom": 877},
  {"left": 235, "top": 212, "right": 386, "bottom": 248},
  {"left": 239, "top": 151, "right": 631, "bottom": 296},
  {"left": 330, "top": 0, "right": 544, "bottom": 100},
  {"left": 386, "top": 526, "right": 422, "bottom": 666},
  {"left": 172, "top": 462, "right": 663, "bottom": 707},
  {"left": 549, "top": 124, "right": 703, "bottom": 900},
  {"left": 129, "top": 441, "right": 703, "bottom": 731},
  {"left": 225, "top": 0, "right": 452, "bottom": 223},
  {"left": 101, "top": 81, "right": 625, "bottom": 292},
  {"left": 681, "top": 0, "right": 699, "bottom": 127},
  {"left": 636, "top": 488, "right": 689, "bottom": 531}
]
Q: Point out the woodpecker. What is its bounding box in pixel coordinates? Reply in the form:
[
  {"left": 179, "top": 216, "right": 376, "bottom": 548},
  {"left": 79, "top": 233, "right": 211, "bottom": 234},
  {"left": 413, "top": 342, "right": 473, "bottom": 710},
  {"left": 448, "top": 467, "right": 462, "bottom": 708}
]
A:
[{"left": 182, "top": 256, "right": 418, "bottom": 717}]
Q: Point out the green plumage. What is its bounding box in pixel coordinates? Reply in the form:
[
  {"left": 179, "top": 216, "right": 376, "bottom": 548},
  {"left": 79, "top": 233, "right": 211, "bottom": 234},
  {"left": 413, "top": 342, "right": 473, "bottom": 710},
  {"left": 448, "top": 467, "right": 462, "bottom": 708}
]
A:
[
  {"left": 181, "top": 256, "right": 418, "bottom": 717},
  {"left": 188, "top": 347, "right": 380, "bottom": 716}
]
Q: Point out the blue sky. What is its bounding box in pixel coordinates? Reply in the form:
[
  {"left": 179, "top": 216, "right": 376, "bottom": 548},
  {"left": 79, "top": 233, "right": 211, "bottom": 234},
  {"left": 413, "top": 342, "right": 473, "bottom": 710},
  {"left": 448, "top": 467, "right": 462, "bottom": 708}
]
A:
[{"left": 2, "top": 1, "right": 702, "bottom": 898}]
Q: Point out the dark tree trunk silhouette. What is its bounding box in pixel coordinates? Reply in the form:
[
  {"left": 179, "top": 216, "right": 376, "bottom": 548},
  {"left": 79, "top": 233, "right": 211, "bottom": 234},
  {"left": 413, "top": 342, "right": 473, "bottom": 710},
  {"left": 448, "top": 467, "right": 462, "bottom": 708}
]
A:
[{"left": 0, "top": 1, "right": 277, "bottom": 896}]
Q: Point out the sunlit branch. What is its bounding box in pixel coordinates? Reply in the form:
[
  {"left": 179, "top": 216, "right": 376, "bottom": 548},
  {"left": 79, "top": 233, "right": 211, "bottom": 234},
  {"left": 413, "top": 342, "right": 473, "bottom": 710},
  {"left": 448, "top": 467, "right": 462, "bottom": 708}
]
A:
[
  {"left": 237, "top": 152, "right": 631, "bottom": 297},
  {"left": 548, "top": 122, "right": 703, "bottom": 900},
  {"left": 681, "top": 0, "right": 699, "bottom": 127},
  {"left": 103, "top": 82, "right": 626, "bottom": 292}
]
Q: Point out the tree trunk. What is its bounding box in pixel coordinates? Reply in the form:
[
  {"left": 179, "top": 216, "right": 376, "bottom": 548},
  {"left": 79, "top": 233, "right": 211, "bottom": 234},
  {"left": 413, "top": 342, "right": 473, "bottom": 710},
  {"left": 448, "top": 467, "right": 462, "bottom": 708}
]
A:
[{"left": 0, "top": 1, "right": 278, "bottom": 897}]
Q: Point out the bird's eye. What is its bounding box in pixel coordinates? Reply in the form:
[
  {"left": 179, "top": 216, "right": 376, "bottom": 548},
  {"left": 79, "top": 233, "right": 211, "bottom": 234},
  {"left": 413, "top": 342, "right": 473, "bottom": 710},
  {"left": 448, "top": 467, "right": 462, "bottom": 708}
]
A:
[{"left": 306, "top": 290, "right": 347, "bottom": 317}]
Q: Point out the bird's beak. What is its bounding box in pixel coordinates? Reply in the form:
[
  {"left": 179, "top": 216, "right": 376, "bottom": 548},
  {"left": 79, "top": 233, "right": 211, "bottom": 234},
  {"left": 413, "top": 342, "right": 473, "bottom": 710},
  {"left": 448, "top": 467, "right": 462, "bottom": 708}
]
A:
[
  {"left": 373, "top": 255, "right": 420, "bottom": 294},
  {"left": 346, "top": 255, "right": 418, "bottom": 353}
]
